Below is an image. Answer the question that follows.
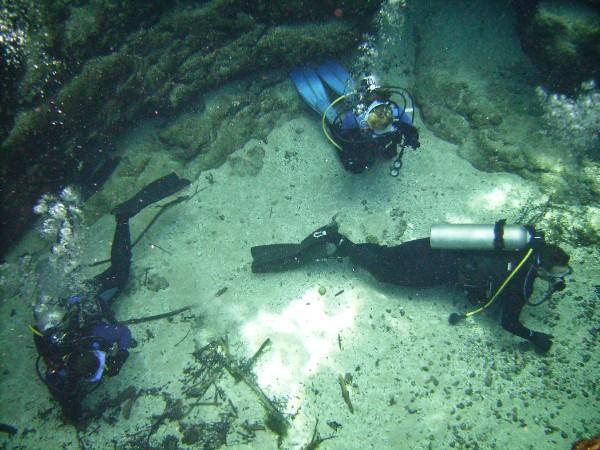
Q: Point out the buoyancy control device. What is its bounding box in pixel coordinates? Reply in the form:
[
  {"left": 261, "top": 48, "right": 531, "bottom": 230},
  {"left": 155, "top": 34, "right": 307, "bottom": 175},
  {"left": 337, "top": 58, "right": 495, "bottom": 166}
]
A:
[{"left": 431, "top": 220, "right": 545, "bottom": 324}]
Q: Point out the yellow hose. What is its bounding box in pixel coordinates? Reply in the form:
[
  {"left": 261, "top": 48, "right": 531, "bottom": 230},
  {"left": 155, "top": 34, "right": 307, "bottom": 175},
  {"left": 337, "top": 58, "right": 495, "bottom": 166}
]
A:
[
  {"left": 465, "top": 248, "right": 533, "bottom": 318},
  {"left": 29, "top": 324, "right": 44, "bottom": 337},
  {"left": 321, "top": 94, "right": 353, "bottom": 151}
]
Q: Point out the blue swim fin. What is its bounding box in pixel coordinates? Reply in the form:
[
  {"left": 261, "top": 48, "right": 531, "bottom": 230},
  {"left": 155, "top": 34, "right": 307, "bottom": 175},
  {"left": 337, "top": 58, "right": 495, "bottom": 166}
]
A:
[
  {"left": 291, "top": 66, "right": 337, "bottom": 122},
  {"left": 316, "top": 60, "right": 355, "bottom": 96}
]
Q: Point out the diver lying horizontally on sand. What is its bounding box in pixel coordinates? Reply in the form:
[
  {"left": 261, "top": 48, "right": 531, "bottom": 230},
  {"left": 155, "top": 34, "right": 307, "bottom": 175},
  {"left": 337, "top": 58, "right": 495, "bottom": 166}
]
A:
[
  {"left": 250, "top": 219, "right": 571, "bottom": 354},
  {"left": 31, "top": 173, "right": 190, "bottom": 423}
]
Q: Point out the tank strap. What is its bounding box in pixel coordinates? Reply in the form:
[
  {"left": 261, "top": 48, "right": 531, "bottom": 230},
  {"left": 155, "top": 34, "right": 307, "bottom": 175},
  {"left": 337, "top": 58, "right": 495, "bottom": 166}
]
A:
[{"left": 493, "top": 219, "right": 507, "bottom": 251}]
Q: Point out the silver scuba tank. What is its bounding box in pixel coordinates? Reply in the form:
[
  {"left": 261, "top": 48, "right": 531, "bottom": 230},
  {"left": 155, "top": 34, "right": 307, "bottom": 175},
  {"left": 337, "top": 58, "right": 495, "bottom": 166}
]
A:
[{"left": 430, "top": 223, "right": 533, "bottom": 251}]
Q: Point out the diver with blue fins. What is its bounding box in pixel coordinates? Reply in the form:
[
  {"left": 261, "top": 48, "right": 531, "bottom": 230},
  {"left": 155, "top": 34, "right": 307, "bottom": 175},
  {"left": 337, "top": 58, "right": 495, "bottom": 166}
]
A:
[
  {"left": 31, "top": 172, "right": 190, "bottom": 423},
  {"left": 291, "top": 60, "right": 420, "bottom": 175},
  {"left": 251, "top": 219, "right": 571, "bottom": 354}
]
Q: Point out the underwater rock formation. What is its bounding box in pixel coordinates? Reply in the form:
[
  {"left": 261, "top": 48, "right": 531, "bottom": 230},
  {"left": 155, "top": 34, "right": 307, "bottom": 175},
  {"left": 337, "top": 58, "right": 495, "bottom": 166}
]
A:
[
  {"left": 516, "top": 0, "right": 600, "bottom": 95},
  {"left": 0, "top": 0, "right": 380, "bottom": 257},
  {"left": 411, "top": 0, "right": 599, "bottom": 245},
  {"left": 157, "top": 81, "right": 295, "bottom": 176},
  {"left": 228, "top": 145, "right": 266, "bottom": 177}
]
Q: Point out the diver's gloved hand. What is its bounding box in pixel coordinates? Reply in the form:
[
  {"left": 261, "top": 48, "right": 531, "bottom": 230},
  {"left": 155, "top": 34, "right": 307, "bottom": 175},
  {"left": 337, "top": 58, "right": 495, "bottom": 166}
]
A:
[
  {"left": 343, "top": 156, "right": 368, "bottom": 174},
  {"left": 400, "top": 123, "right": 420, "bottom": 149},
  {"left": 106, "top": 349, "right": 129, "bottom": 376},
  {"left": 530, "top": 332, "right": 553, "bottom": 353}
]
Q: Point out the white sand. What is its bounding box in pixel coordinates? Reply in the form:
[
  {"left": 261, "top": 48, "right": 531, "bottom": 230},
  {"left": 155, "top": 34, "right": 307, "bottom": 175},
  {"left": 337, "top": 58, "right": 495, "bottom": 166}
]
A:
[
  {"left": 1, "top": 0, "right": 598, "bottom": 447},
  {"left": 2, "top": 109, "right": 596, "bottom": 449}
]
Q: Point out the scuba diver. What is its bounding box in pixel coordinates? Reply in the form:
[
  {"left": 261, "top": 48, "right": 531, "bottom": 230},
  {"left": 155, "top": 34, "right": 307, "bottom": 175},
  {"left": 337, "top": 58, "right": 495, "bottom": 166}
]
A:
[
  {"left": 250, "top": 219, "right": 571, "bottom": 354},
  {"left": 291, "top": 60, "right": 420, "bottom": 175},
  {"left": 31, "top": 172, "right": 190, "bottom": 423}
]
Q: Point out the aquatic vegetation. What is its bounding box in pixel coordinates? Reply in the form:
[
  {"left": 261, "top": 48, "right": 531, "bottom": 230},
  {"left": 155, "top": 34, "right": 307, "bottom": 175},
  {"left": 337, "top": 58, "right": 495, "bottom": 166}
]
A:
[
  {"left": 0, "top": 4, "right": 28, "bottom": 67},
  {"left": 517, "top": 0, "right": 599, "bottom": 95},
  {"left": 1, "top": 1, "right": 34, "bottom": 142},
  {"left": 176, "top": 338, "right": 291, "bottom": 447},
  {"left": 1, "top": 1, "right": 597, "bottom": 445},
  {"left": 1, "top": 1, "right": 369, "bottom": 252},
  {"left": 158, "top": 84, "right": 291, "bottom": 177},
  {"left": 536, "top": 80, "right": 600, "bottom": 157},
  {"left": 409, "top": 0, "right": 599, "bottom": 245}
]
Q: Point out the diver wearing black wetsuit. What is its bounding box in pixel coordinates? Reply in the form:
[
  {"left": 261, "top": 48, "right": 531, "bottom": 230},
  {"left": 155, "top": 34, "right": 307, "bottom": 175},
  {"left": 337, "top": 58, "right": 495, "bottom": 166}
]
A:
[
  {"left": 32, "top": 173, "right": 190, "bottom": 422},
  {"left": 250, "top": 223, "right": 571, "bottom": 354}
]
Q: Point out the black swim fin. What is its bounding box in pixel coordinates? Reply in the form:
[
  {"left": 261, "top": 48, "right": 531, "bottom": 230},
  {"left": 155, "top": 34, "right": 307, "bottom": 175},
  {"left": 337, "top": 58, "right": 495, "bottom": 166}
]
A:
[
  {"left": 250, "top": 222, "right": 341, "bottom": 273},
  {"left": 111, "top": 172, "right": 191, "bottom": 219},
  {"left": 251, "top": 244, "right": 305, "bottom": 273}
]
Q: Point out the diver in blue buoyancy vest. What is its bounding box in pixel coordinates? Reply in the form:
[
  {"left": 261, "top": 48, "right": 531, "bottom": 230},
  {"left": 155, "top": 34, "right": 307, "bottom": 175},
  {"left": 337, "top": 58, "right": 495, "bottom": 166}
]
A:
[
  {"left": 250, "top": 220, "right": 572, "bottom": 354},
  {"left": 31, "top": 173, "right": 190, "bottom": 423},
  {"left": 291, "top": 61, "right": 420, "bottom": 175}
]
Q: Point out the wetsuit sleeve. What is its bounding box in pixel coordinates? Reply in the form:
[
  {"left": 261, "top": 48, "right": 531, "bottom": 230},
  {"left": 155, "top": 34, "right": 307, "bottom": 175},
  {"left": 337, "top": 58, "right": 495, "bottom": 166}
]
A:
[
  {"left": 91, "top": 323, "right": 133, "bottom": 350},
  {"left": 338, "top": 141, "right": 373, "bottom": 173},
  {"left": 500, "top": 282, "right": 553, "bottom": 353},
  {"left": 397, "top": 122, "right": 420, "bottom": 149},
  {"left": 330, "top": 124, "right": 375, "bottom": 173},
  {"left": 500, "top": 288, "right": 532, "bottom": 340},
  {"left": 90, "top": 323, "right": 132, "bottom": 376},
  {"left": 105, "top": 349, "right": 129, "bottom": 376}
]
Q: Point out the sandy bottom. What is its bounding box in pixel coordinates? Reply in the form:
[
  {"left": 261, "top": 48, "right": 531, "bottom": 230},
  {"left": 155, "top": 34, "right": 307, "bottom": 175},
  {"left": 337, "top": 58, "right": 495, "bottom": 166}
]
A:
[{"left": 1, "top": 108, "right": 598, "bottom": 450}]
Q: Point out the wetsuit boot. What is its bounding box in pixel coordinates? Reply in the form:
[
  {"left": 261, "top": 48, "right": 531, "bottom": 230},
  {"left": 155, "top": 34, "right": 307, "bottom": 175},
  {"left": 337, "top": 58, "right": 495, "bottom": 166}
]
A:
[{"left": 95, "top": 172, "right": 190, "bottom": 307}]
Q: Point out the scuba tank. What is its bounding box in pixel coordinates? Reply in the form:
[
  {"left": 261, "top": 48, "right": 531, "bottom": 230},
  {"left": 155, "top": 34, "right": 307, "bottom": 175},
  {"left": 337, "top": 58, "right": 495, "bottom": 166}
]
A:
[
  {"left": 431, "top": 220, "right": 545, "bottom": 325},
  {"left": 430, "top": 220, "right": 541, "bottom": 251}
]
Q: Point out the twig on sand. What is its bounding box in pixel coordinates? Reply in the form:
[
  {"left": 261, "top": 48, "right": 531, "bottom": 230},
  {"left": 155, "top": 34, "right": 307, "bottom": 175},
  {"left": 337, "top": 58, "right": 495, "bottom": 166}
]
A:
[
  {"left": 149, "top": 243, "right": 172, "bottom": 256},
  {"left": 302, "top": 419, "right": 335, "bottom": 450},
  {"left": 121, "top": 305, "right": 192, "bottom": 325},
  {"left": 174, "top": 328, "right": 191, "bottom": 347},
  {"left": 338, "top": 374, "right": 354, "bottom": 414}
]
